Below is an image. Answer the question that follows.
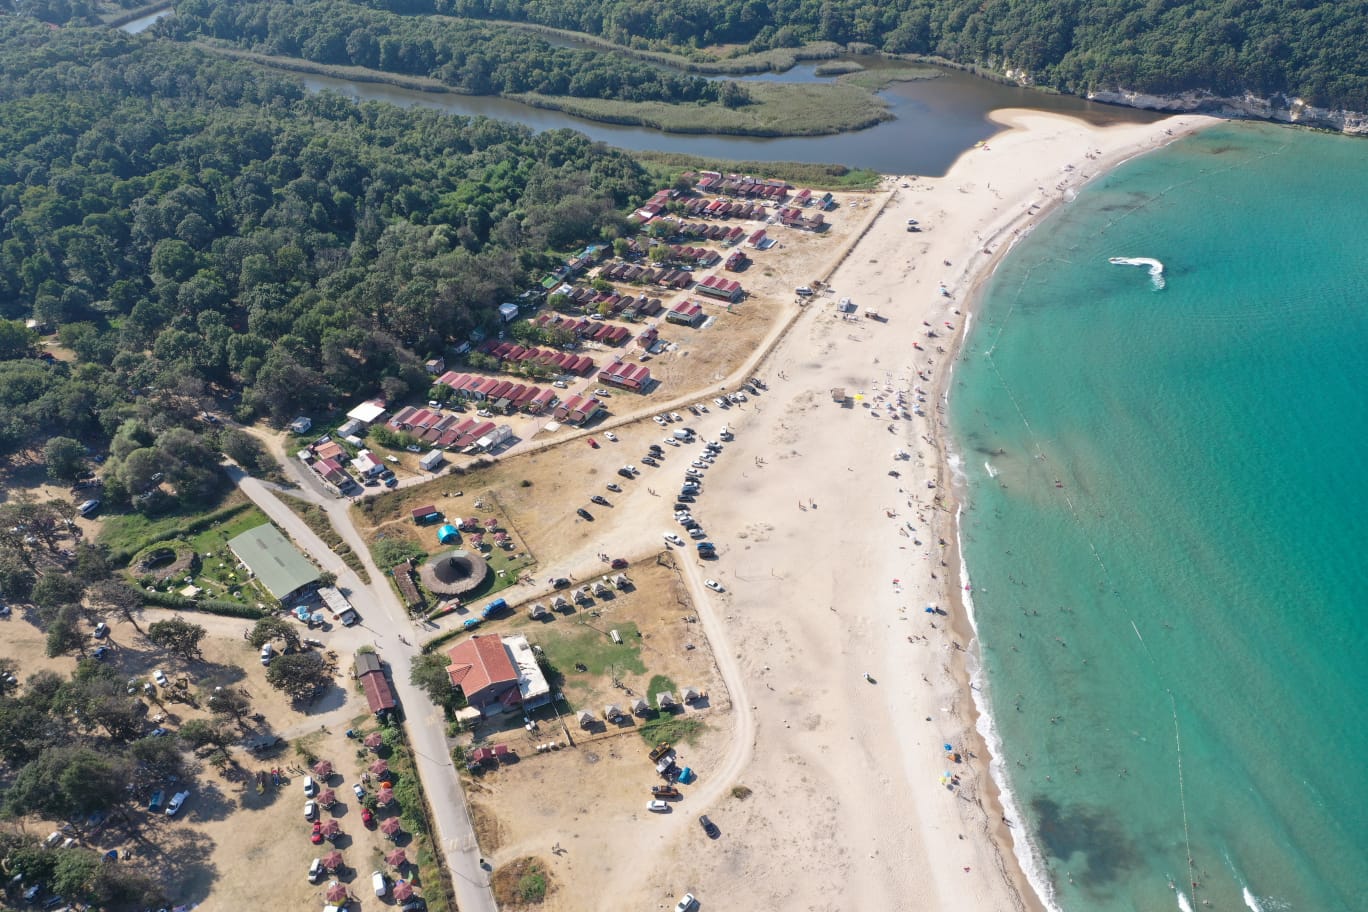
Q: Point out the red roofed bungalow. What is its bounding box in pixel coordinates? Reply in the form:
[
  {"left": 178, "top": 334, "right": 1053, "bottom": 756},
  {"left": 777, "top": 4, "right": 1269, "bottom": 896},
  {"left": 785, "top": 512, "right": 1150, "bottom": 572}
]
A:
[
  {"left": 389, "top": 406, "right": 418, "bottom": 429},
  {"left": 527, "top": 389, "right": 556, "bottom": 413},
  {"left": 445, "top": 636, "right": 519, "bottom": 714},
  {"left": 360, "top": 671, "right": 396, "bottom": 715},
  {"left": 747, "top": 229, "right": 767, "bottom": 248},
  {"left": 667, "top": 301, "right": 705, "bottom": 326},
  {"left": 553, "top": 395, "right": 582, "bottom": 421}
]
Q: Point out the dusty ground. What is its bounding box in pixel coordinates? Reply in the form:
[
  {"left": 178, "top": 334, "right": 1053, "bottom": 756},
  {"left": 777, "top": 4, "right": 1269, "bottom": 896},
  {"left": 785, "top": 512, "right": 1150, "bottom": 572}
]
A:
[{"left": 0, "top": 603, "right": 432, "bottom": 912}]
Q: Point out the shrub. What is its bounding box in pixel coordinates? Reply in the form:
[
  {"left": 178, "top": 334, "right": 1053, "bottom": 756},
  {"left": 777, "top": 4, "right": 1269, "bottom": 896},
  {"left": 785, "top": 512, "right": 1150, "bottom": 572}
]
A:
[{"left": 517, "top": 871, "right": 547, "bottom": 903}]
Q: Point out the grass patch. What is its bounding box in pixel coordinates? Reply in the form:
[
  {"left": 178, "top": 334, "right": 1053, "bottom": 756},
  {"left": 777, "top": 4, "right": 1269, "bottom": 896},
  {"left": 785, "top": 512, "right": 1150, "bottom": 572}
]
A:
[
  {"left": 510, "top": 79, "right": 891, "bottom": 136},
  {"left": 278, "top": 493, "right": 370, "bottom": 583},
  {"left": 491, "top": 857, "right": 553, "bottom": 908},
  {"left": 98, "top": 491, "right": 249, "bottom": 560},
  {"left": 839, "top": 66, "right": 942, "bottom": 91},
  {"left": 637, "top": 715, "right": 705, "bottom": 746},
  {"left": 534, "top": 621, "right": 645, "bottom": 690},
  {"left": 119, "top": 506, "right": 277, "bottom": 608},
  {"left": 815, "top": 60, "right": 865, "bottom": 76},
  {"left": 633, "top": 151, "right": 882, "bottom": 191},
  {"left": 646, "top": 674, "right": 679, "bottom": 706}
]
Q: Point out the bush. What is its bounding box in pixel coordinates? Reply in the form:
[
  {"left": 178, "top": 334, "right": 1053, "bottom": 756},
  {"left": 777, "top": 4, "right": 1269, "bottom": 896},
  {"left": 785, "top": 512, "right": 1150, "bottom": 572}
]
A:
[
  {"left": 517, "top": 871, "right": 548, "bottom": 904},
  {"left": 373, "top": 537, "right": 427, "bottom": 568}
]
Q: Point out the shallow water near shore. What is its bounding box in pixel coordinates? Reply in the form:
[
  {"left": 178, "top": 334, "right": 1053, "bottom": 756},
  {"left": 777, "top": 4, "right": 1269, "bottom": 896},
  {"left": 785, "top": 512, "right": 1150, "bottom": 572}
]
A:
[{"left": 951, "top": 122, "right": 1368, "bottom": 912}]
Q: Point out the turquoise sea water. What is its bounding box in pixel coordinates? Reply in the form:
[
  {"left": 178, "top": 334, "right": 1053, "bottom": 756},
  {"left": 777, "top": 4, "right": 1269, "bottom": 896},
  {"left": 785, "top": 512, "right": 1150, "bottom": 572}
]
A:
[{"left": 951, "top": 122, "right": 1367, "bottom": 912}]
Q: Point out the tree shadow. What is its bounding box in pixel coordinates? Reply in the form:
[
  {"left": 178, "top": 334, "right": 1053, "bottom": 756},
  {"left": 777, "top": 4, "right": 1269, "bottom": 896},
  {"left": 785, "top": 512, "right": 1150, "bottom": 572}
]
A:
[{"left": 142, "top": 827, "right": 219, "bottom": 907}]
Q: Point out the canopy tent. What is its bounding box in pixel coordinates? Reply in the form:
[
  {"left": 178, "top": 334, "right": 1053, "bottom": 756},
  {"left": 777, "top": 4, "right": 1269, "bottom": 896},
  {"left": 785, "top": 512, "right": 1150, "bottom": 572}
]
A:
[
  {"left": 312, "top": 760, "right": 333, "bottom": 779},
  {"left": 318, "top": 789, "right": 336, "bottom": 807},
  {"left": 437, "top": 524, "right": 459, "bottom": 544},
  {"left": 364, "top": 732, "right": 384, "bottom": 750},
  {"left": 386, "top": 849, "right": 408, "bottom": 868},
  {"left": 392, "top": 881, "right": 415, "bottom": 901},
  {"left": 322, "top": 850, "right": 344, "bottom": 871},
  {"left": 369, "top": 760, "right": 390, "bottom": 776},
  {"left": 325, "top": 882, "right": 348, "bottom": 903},
  {"left": 380, "top": 817, "right": 403, "bottom": 837}
]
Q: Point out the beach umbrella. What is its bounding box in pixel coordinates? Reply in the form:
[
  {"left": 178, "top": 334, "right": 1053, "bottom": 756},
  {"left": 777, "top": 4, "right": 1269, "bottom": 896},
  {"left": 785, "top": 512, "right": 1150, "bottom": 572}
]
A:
[
  {"left": 364, "top": 732, "right": 384, "bottom": 750},
  {"left": 386, "top": 849, "right": 407, "bottom": 868},
  {"left": 319, "top": 789, "right": 336, "bottom": 807},
  {"left": 380, "top": 817, "right": 402, "bottom": 837},
  {"left": 377, "top": 787, "right": 395, "bottom": 806},
  {"left": 369, "top": 760, "right": 390, "bottom": 777},
  {"left": 392, "top": 881, "right": 415, "bottom": 901},
  {"left": 325, "top": 881, "right": 348, "bottom": 903},
  {"left": 484, "top": 517, "right": 497, "bottom": 529},
  {"left": 943, "top": 744, "right": 953, "bottom": 752},
  {"left": 322, "top": 850, "right": 343, "bottom": 871},
  {"left": 312, "top": 760, "right": 333, "bottom": 779},
  {"left": 319, "top": 820, "right": 341, "bottom": 838}
]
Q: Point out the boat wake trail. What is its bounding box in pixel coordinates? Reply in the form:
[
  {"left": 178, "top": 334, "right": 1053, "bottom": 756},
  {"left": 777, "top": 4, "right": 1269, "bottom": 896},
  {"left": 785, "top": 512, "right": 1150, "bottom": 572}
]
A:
[
  {"left": 1109, "top": 256, "right": 1166, "bottom": 289},
  {"left": 1242, "top": 886, "right": 1267, "bottom": 912}
]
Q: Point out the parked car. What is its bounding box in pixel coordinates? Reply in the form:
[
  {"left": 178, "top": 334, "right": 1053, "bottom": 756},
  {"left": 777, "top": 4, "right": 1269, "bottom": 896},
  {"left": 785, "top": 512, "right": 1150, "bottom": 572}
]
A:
[
  {"left": 653, "top": 415, "right": 667, "bottom": 426},
  {"left": 590, "top": 495, "right": 609, "bottom": 506},
  {"left": 303, "top": 776, "right": 318, "bottom": 797},
  {"left": 704, "top": 579, "right": 724, "bottom": 592},
  {"left": 663, "top": 533, "right": 684, "bottom": 547},
  {"left": 606, "top": 483, "right": 622, "bottom": 492},
  {"left": 91, "top": 645, "right": 110, "bottom": 661},
  {"left": 372, "top": 871, "right": 388, "bottom": 897},
  {"left": 353, "top": 784, "right": 365, "bottom": 799},
  {"left": 152, "top": 669, "right": 169, "bottom": 687},
  {"left": 308, "top": 858, "right": 324, "bottom": 883},
  {"left": 93, "top": 621, "right": 109, "bottom": 639},
  {"left": 675, "top": 893, "right": 698, "bottom": 912},
  {"left": 610, "top": 558, "right": 628, "bottom": 570},
  {"left": 304, "top": 801, "right": 318, "bottom": 820},
  {"left": 77, "top": 498, "right": 101, "bottom": 517},
  {"left": 576, "top": 507, "right": 594, "bottom": 521},
  {"left": 617, "top": 468, "right": 634, "bottom": 479},
  {"left": 641, "top": 456, "right": 658, "bottom": 467},
  {"left": 699, "top": 814, "right": 720, "bottom": 838},
  {"left": 165, "top": 790, "right": 190, "bottom": 816},
  {"left": 646, "top": 799, "right": 670, "bottom": 813},
  {"left": 663, "top": 437, "right": 681, "bottom": 447},
  {"left": 604, "top": 432, "right": 618, "bottom": 442},
  {"left": 463, "top": 618, "right": 482, "bottom": 630}
]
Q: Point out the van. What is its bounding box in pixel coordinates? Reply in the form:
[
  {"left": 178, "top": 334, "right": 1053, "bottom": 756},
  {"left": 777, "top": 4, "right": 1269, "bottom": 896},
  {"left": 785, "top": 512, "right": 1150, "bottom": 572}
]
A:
[
  {"left": 308, "top": 858, "right": 323, "bottom": 883},
  {"left": 165, "top": 790, "right": 190, "bottom": 816},
  {"left": 672, "top": 429, "right": 693, "bottom": 441},
  {"left": 260, "top": 643, "right": 274, "bottom": 665},
  {"left": 77, "top": 498, "right": 101, "bottom": 517},
  {"left": 795, "top": 286, "right": 814, "bottom": 296},
  {"left": 372, "top": 870, "right": 388, "bottom": 897}
]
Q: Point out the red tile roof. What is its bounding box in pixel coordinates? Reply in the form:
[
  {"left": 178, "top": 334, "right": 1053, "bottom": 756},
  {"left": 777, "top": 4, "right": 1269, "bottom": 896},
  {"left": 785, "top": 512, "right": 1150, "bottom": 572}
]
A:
[{"left": 445, "top": 635, "right": 517, "bottom": 695}]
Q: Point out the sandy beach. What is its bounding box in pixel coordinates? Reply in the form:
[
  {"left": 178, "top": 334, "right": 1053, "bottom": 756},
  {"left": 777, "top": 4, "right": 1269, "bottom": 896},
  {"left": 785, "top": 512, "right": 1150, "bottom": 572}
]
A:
[{"left": 599, "top": 109, "right": 1219, "bottom": 911}]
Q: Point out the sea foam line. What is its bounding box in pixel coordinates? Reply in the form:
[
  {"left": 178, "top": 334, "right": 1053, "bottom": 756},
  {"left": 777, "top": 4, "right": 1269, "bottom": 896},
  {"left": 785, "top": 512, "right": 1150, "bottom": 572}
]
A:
[{"left": 956, "top": 504, "right": 1065, "bottom": 912}]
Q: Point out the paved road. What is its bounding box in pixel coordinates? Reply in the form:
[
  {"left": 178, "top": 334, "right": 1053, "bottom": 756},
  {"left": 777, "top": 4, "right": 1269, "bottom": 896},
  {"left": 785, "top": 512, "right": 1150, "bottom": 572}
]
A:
[{"left": 224, "top": 465, "right": 498, "bottom": 912}]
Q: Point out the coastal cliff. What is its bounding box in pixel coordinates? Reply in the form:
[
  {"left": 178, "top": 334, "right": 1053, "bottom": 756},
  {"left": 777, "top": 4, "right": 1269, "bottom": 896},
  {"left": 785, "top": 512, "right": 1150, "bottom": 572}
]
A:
[{"left": 1087, "top": 88, "right": 1368, "bottom": 135}]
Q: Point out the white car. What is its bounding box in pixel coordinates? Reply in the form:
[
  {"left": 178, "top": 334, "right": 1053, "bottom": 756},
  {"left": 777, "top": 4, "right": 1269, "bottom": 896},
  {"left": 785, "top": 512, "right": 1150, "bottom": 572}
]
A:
[
  {"left": 152, "top": 669, "right": 169, "bottom": 687},
  {"left": 691, "top": 461, "right": 707, "bottom": 469},
  {"left": 670, "top": 412, "right": 683, "bottom": 422},
  {"left": 647, "top": 799, "right": 670, "bottom": 813},
  {"left": 653, "top": 415, "right": 667, "bottom": 426},
  {"left": 308, "top": 858, "right": 324, "bottom": 883},
  {"left": 704, "top": 579, "right": 724, "bottom": 592},
  {"left": 697, "top": 403, "right": 709, "bottom": 412},
  {"left": 595, "top": 389, "right": 612, "bottom": 397},
  {"left": 663, "top": 533, "right": 684, "bottom": 547},
  {"left": 304, "top": 801, "right": 317, "bottom": 820},
  {"left": 604, "top": 432, "right": 618, "bottom": 442},
  {"left": 663, "top": 437, "right": 680, "bottom": 447},
  {"left": 713, "top": 397, "right": 728, "bottom": 408},
  {"left": 165, "top": 790, "right": 190, "bottom": 816},
  {"left": 372, "top": 870, "right": 388, "bottom": 897},
  {"left": 625, "top": 465, "right": 638, "bottom": 474},
  {"left": 303, "top": 776, "right": 317, "bottom": 797},
  {"left": 353, "top": 783, "right": 365, "bottom": 799},
  {"left": 675, "top": 894, "right": 698, "bottom": 912},
  {"left": 736, "top": 392, "right": 748, "bottom": 402}
]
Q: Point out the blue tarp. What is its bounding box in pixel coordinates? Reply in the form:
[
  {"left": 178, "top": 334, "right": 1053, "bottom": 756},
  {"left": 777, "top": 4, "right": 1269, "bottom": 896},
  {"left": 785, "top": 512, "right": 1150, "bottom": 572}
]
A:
[{"left": 437, "top": 524, "right": 459, "bottom": 543}]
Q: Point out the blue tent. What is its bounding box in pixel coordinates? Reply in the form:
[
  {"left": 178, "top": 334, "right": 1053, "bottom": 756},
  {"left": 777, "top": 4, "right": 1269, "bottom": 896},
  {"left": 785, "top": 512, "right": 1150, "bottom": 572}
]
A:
[{"left": 437, "top": 524, "right": 459, "bottom": 544}]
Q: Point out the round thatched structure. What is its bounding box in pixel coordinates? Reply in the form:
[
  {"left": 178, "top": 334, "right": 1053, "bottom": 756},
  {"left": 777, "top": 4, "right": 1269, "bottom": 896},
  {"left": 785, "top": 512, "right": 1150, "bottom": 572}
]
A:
[{"left": 418, "top": 549, "right": 489, "bottom": 597}]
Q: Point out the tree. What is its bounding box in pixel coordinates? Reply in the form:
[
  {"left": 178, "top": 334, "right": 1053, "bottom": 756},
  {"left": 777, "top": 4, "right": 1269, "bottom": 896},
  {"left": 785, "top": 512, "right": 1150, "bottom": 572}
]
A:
[
  {"left": 130, "top": 734, "right": 184, "bottom": 780},
  {"left": 207, "top": 686, "right": 252, "bottom": 725},
  {"left": 178, "top": 717, "right": 231, "bottom": 751},
  {"left": 46, "top": 605, "right": 87, "bottom": 658},
  {"left": 249, "top": 616, "right": 300, "bottom": 652},
  {"left": 147, "top": 617, "right": 207, "bottom": 661},
  {"left": 88, "top": 579, "right": 146, "bottom": 634},
  {"left": 51, "top": 849, "right": 102, "bottom": 901},
  {"left": 69, "top": 542, "right": 112, "bottom": 585},
  {"left": 0, "top": 318, "right": 38, "bottom": 360},
  {"left": 32, "top": 571, "right": 85, "bottom": 612},
  {"left": 44, "top": 436, "right": 87, "bottom": 483},
  {"left": 5, "top": 745, "right": 128, "bottom": 824},
  {"left": 265, "top": 651, "right": 332, "bottom": 703},
  {"left": 410, "top": 652, "right": 462, "bottom": 712}
]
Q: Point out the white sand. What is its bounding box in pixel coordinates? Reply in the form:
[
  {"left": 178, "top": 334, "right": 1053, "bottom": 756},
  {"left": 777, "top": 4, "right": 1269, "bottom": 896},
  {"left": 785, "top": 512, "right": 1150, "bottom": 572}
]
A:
[{"left": 610, "top": 110, "right": 1219, "bottom": 911}]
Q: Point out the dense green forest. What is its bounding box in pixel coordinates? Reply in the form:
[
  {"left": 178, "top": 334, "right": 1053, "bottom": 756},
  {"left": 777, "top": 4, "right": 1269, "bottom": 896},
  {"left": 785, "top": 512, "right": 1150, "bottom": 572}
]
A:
[
  {"left": 163, "top": 0, "right": 752, "bottom": 107},
  {"left": 344, "top": 0, "right": 1368, "bottom": 110},
  {"left": 0, "top": 17, "right": 650, "bottom": 510}
]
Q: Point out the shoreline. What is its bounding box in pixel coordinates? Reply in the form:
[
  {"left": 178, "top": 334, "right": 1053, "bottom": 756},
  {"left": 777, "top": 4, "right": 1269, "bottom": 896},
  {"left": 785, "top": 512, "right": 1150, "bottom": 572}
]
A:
[{"left": 923, "top": 110, "right": 1219, "bottom": 912}]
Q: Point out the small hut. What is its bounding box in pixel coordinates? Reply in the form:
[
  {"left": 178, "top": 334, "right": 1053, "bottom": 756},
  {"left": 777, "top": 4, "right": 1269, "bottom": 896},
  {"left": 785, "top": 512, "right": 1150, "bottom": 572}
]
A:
[
  {"left": 529, "top": 602, "right": 549, "bottom": 619},
  {"left": 604, "top": 703, "right": 624, "bottom": 723},
  {"left": 656, "top": 692, "right": 677, "bottom": 710},
  {"left": 592, "top": 580, "right": 610, "bottom": 596},
  {"left": 551, "top": 595, "right": 569, "bottom": 611},
  {"left": 612, "top": 573, "right": 630, "bottom": 590},
  {"left": 631, "top": 697, "right": 650, "bottom": 716},
  {"left": 576, "top": 709, "right": 595, "bottom": 729},
  {"left": 573, "top": 587, "right": 592, "bottom": 604},
  {"left": 683, "top": 686, "right": 702, "bottom": 704}
]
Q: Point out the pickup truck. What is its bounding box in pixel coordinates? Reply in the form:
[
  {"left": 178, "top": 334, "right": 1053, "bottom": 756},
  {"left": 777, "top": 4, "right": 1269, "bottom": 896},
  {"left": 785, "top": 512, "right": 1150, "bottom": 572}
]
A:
[
  {"left": 651, "top": 785, "right": 681, "bottom": 799},
  {"left": 648, "top": 741, "right": 673, "bottom": 762}
]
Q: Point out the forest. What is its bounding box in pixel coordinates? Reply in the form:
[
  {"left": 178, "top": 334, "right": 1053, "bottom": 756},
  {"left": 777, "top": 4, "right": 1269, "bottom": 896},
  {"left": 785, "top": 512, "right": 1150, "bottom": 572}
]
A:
[
  {"left": 0, "top": 17, "right": 651, "bottom": 512},
  {"left": 345, "top": 0, "right": 1368, "bottom": 110},
  {"left": 162, "top": 0, "right": 752, "bottom": 108}
]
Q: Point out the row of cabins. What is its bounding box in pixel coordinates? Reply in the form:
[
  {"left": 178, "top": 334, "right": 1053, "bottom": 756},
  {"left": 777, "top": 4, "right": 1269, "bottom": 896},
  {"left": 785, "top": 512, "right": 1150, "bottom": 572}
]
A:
[
  {"left": 550, "top": 394, "right": 605, "bottom": 426},
  {"left": 531, "top": 311, "right": 633, "bottom": 345},
  {"left": 598, "top": 261, "right": 693, "bottom": 289},
  {"left": 552, "top": 284, "right": 665, "bottom": 317},
  {"left": 672, "top": 222, "right": 747, "bottom": 245},
  {"left": 778, "top": 206, "right": 827, "bottom": 231},
  {"left": 597, "top": 359, "right": 652, "bottom": 392},
  {"left": 677, "top": 197, "right": 771, "bottom": 220},
  {"left": 695, "top": 275, "right": 744, "bottom": 303},
  {"left": 479, "top": 339, "right": 597, "bottom": 375},
  {"left": 662, "top": 244, "right": 719, "bottom": 266},
  {"left": 694, "top": 172, "right": 790, "bottom": 199},
  {"left": 300, "top": 438, "right": 359, "bottom": 494},
  {"left": 387, "top": 409, "right": 507, "bottom": 451}
]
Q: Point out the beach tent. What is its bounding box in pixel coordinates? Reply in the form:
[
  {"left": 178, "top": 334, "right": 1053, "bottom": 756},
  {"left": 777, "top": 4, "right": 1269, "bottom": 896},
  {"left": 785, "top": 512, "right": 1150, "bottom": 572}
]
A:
[{"left": 437, "top": 524, "right": 459, "bottom": 544}]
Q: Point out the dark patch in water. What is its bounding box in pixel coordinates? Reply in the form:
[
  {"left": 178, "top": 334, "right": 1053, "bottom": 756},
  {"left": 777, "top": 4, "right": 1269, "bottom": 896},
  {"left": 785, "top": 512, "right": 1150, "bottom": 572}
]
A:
[
  {"left": 1031, "top": 795, "right": 1138, "bottom": 888},
  {"left": 1206, "top": 145, "right": 1236, "bottom": 155}
]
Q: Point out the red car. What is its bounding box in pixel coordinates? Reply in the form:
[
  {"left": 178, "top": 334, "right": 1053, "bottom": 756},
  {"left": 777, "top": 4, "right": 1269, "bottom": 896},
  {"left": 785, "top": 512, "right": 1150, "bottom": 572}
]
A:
[
  {"left": 610, "top": 558, "right": 628, "bottom": 569},
  {"left": 361, "top": 808, "right": 375, "bottom": 828},
  {"left": 588, "top": 438, "right": 599, "bottom": 448},
  {"left": 310, "top": 822, "right": 323, "bottom": 844}
]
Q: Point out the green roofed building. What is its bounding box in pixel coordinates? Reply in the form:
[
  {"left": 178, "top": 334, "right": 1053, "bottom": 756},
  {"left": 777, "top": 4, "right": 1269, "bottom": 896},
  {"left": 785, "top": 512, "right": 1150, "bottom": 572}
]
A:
[{"left": 227, "top": 523, "right": 320, "bottom": 603}]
